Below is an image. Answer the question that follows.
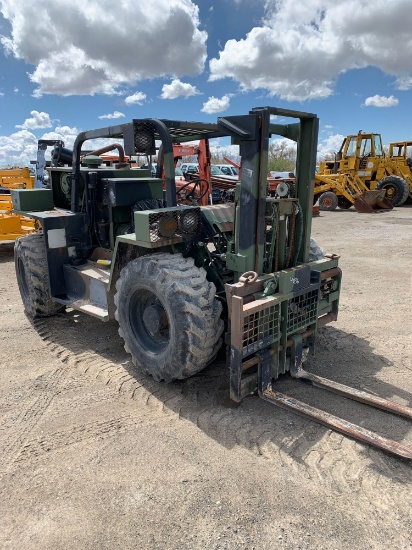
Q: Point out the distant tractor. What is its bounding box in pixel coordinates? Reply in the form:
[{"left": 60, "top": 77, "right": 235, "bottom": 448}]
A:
[
  {"left": 315, "top": 132, "right": 411, "bottom": 210},
  {"left": 11, "top": 107, "right": 412, "bottom": 459},
  {"left": 388, "top": 140, "right": 412, "bottom": 202}
]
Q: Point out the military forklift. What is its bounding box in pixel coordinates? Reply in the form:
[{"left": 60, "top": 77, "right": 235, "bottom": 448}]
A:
[{"left": 12, "top": 107, "right": 412, "bottom": 459}]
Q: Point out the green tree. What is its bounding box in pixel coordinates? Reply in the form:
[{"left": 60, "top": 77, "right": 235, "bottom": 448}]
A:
[{"left": 267, "top": 140, "right": 295, "bottom": 172}]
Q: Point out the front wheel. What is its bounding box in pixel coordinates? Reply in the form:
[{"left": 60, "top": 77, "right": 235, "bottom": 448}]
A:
[
  {"left": 319, "top": 191, "right": 338, "bottom": 211},
  {"left": 376, "top": 176, "right": 409, "bottom": 206},
  {"left": 114, "top": 253, "right": 223, "bottom": 382}
]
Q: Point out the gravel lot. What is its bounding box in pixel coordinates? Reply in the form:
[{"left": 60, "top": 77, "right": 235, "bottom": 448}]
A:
[{"left": 0, "top": 207, "right": 411, "bottom": 549}]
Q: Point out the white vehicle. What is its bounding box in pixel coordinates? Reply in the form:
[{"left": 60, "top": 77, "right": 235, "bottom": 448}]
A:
[
  {"left": 212, "top": 164, "right": 239, "bottom": 180},
  {"left": 210, "top": 166, "right": 224, "bottom": 176},
  {"left": 174, "top": 167, "right": 187, "bottom": 182},
  {"left": 140, "top": 162, "right": 157, "bottom": 176},
  {"left": 268, "top": 171, "right": 295, "bottom": 179},
  {"left": 180, "top": 164, "right": 225, "bottom": 177},
  {"left": 180, "top": 163, "right": 199, "bottom": 174}
]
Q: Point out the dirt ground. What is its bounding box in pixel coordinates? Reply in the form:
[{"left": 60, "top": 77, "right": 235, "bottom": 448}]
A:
[{"left": 0, "top": 207, "right": 411, "bottom": 550}]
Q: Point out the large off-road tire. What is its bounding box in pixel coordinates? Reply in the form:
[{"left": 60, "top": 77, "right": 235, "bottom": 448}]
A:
[
  {"left": 14, "top": 233, "right": 65, "bottom": 318},
  {"left": 319, "top": 191, "right": 338, "bottom": 211},
  {"left": 114, "top": 253, "right": 224, "bottom": 382},
  {"left": 376, "top": 176, "right": 409, "bottom": 206}
]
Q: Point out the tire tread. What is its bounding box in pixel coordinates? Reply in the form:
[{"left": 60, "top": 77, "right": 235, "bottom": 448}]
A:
[
  {"left": 115, "top": 253, "right": 223, "bottom": 382},
  {"left": 14, "top": 233, "right": 64, "bottom": 318}
]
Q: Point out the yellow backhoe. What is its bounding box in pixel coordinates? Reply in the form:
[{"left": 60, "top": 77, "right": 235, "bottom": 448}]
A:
[{"left": 315, "top": 132, "right": 411, "bottom": 211}]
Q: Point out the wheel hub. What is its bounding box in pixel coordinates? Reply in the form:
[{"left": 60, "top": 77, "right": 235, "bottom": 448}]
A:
[
  {"left": 384, "top": 185, "right": 395, "bottom": 198},
  {"left": 142, "top": 304, "right": 167, "bottom": 335}
]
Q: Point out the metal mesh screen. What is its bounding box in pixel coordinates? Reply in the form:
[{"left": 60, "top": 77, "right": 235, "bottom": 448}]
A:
[
  {"left": 134, "top": 122, "right": 156, "bottom": 155},
  {"left": 242, "top": 304, "right": 280, "bottom": 357},
  {"left": 147, "top": 208, "right": 201, "bottom": 242},
  {"left": 286, "top": 288, "right": 319, "bottom": 334},
  {"left": 148, "top": 212, "right": 179, "bottom": 241},
  {"left": 178, "top": 209, "right": 199, "bottom": 235}
]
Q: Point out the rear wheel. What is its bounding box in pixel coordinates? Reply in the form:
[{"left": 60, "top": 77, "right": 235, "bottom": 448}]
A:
[
  {"left": 115, "top": 253, "right": 223, "bottom": 382},
  {"left": 14, "top": 233, "right": 65, "bottom": 318},
  {"left": 319, "top": 191, "right": 338, "bottom": 211},
  {"left": 376, "top": 176, "right": 409, "bottom": 206}
]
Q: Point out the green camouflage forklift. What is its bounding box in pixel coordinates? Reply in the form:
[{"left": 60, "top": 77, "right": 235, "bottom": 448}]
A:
[{"left": 12, "top": 107, "right": 412, "bottom": 459}]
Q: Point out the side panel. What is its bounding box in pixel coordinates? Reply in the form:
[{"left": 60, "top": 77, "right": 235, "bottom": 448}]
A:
[{"left": 14, "top": 211, "right": 91, "bottom": 297}]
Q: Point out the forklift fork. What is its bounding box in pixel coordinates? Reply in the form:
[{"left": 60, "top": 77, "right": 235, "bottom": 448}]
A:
[
  {"left": 259, "top": 357, "right": 412, "bottom": 461},
  {"left": 227, "top": 269, "right": 412, "bottom": 461}
]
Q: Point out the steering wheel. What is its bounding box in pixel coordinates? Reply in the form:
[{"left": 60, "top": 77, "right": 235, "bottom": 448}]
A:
[{"left": 176, "top": 178, "right": 210, "bottom": 202}]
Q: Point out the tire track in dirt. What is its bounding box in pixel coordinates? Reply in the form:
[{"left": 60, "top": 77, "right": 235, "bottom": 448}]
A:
[
  {"left": 15, "top": 411, "right": 173, "bottom": 464},
  {"left": 27, "top": 312, "right": 412, "bottom": 513},
  {"left": 0, "top": 365, "right": 69, "bottom": 478}
]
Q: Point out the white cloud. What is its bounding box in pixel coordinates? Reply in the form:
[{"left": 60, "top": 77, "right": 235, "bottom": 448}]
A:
[
  {"left": 395, "top": 76, "right": 412, "bottom": 90},
  {"left": 0, "top": 92, "right": 4, "bottom": 97},
  {"left": 209, "top": 0, "right": 412, "bottom": 101},
  {"left": 160, "top": 79, "right": 201, "bottom": 99},
  {"left": 15, "top": 110, "right": 53, "bottom": 130},
  {"left": 209, "top": 139, "right": 240, "bottom": 161},
  {"left": 40, "top": 126, "right": 121, "bottom": 154},
  {"left": 317, "top": 133, "right": 345, "bottom": 159},
  {"left": 363, "top": 94, "right": 399, "bottom": 108},
  {"left": 0, "top": 122, "right": 132, "bottom": 166},
  {"left": 324, "top": 124, "right": 333, "bottom": 129},
  {"left": 125, "top": 92, "right": 147, "bottom": 105},
  {"left": 0, "top": 124, "right": 82, "bottom": 167},
  {"left": 40, "top": 125, "right": 80, "bottom": 148},
  {"left": 201, "top": 94, "right": 232, "bottom": 114},
  {"left": 0, "top": 0, "right": 207, "bottom": 96},
  {"left": 0, "top": 129, "right": 38, "bottom": 166},
  {"left": 98, "top": 111, "right": 125, "bottom": 119}
]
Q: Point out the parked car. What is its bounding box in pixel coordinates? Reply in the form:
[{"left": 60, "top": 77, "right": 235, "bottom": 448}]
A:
[
  {"left": 212, "top": 164, "right": 239, "bottom": 180},
  {"left": 140, "top": 162, "right": 157, "bottom": 176},
  {"left": 174, "top": 167, "right": 188, "bottom": 182},
  {"left": 268, "top": 171, "right": 295, "bottom": 179},
  {"left": 180, "top": 164, "right": 226, "bottom": 177},
  {"left": 180, "top": 163, "right": 199, "bottom": 174},
  {"left": 210, "top": 165, "right": 224, "bottom": 176}
]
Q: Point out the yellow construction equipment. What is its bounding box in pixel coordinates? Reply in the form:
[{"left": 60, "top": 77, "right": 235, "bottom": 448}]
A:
[
  {"left": 315, "top": 132, "right": 411, "bottom": 211},
  {"left": 314, "top": 173, "right": 392, "bottom": 213},
  {"left": 0, "top": 168, "right": 37, "bottom": 241},
  {"left": 388, "top": 140, "right": 412, "bottom": 202},
  {"left": 1, "top": 167, "right": 34, "bottom": 189}
]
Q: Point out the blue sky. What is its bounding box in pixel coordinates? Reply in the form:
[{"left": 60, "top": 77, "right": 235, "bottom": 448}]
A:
[{"left": 1, "top": 0, "right": 412, "bottom": 166}]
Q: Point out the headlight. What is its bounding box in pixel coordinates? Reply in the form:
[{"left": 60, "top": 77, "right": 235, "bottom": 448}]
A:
[
  {"left": 158, "top": 213, "right": 178, "bottom": 238},
  {"left": 179, "top": 209, "right": 199, "bottom": 235}
]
